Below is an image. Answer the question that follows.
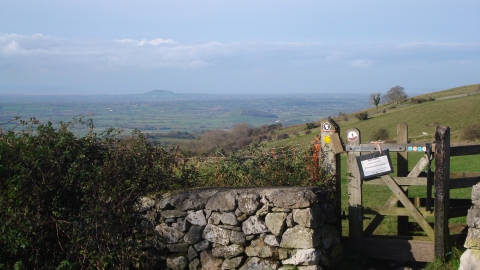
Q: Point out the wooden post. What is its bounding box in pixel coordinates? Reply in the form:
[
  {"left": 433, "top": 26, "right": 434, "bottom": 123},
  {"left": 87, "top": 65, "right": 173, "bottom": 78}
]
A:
[
  {"left": 397, "top": 123, "right": 409, "bottom": 235},
  {"left": 434, "top": 126, "right": 451, "bottom": 261},
  {"left": 347, "top": 128, "right": 363, "bottom": 237},
  {"left": 320, "top": 119, "right": 342, "bottom": 233}
]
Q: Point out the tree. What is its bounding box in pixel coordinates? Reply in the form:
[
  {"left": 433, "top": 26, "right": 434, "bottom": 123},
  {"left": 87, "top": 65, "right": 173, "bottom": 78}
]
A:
[
  {"left": 383, "top": 86, "right": 408, "bottom": 105},
  {"left": 371, "top": 127, "right": 389, "bottom": 141},
  {"left": 354, "top": 112, "right": 368, "bottom": 121},
  {"left": 369, "top": 93, "right": 381, "bottom": 108}
]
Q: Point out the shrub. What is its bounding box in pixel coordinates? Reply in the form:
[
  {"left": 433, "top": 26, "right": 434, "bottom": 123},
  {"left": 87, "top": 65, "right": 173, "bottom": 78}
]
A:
[
  {"left": 0, "top": 118, "right": 195, "bottom": 269},
  {"left": 461, "top": 124, "right": 480, "bottom": 141},
  {"left": 371, "top": 128, "right": 389, "bottom": 141},
  {"left": 277, "top": 133, "right": 290, "bottom": 139},
  {"left": 354, "top": 112, "right": 369, "bottom": 121},
  {"left": 410, "top": 97, "right": 434, "bottom": 104},
  {"left": 306, "top": 122, "right": 317, "bottom": 130}
]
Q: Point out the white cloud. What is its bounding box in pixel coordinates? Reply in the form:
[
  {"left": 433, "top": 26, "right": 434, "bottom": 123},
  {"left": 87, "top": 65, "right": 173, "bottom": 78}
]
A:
[
  {"left": 351, "top": 59, "right": 374, "bottom": 68},
  {"left": 114, "top": 38, "right": 176, "bottom": 46},
  {"left": 148, "top": 38, "right": 176, "bottom": 45},
  {"left": 2, "top": 33, "right": 480, "bottom": 78},
  {"left": 396, "top": 42, "right": 470, "bottom": 49},
  {"left": 2, "top": 40, "right": 22, "bottom": 55}
]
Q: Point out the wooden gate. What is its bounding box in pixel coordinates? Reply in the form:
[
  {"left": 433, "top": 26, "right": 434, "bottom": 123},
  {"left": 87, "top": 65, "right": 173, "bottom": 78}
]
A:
[{"left": 320, "top": 119, "right": 480, "bottom": 262}]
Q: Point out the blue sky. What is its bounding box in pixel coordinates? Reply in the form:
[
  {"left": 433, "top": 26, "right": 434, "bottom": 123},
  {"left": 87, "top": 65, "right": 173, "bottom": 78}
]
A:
[{"left": 1, "top": 0, "right": 479, "bottom": 95}]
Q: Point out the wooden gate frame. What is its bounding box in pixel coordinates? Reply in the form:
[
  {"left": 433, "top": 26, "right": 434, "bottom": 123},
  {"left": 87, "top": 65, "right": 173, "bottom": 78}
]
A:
[{"left": 320, "top": 119, "right": 480, "bottom": 262}]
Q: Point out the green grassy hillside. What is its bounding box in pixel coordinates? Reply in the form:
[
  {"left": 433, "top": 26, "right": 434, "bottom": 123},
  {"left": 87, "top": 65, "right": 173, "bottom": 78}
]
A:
[{"left": 267, "top": 83, "right": 480, "bottom": 147}]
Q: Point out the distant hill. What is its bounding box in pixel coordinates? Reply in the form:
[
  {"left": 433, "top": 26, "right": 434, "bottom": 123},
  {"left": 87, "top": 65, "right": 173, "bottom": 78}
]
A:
[{"left": 143, "top": 90, "right": 178, "bottom": 96}]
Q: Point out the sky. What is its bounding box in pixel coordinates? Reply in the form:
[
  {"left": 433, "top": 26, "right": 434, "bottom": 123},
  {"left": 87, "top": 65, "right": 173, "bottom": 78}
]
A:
[{"left": 1, "top": 0, "right": 480, "bottom": 95}]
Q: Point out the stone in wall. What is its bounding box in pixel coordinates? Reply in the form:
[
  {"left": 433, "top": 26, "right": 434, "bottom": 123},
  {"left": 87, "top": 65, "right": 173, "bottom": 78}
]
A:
[
  {"left": 220, "top": 212, "right": 238, "bottom": 226},
  {"left": 239, "top": 257, "right": 279, "bottom": 270},
  {"left": 280, "top": 226, "right": 321, "bottom": 249},
  {"left": 167, "top": 255, "right": 188, "bottom": 270},
  {"left": 205, "top": 191, "right": 236, "bottom": 212},
  {"left": 200, "top": 250, "right": 223, "bottom": 270},
  {"left": 238, "top": 193, "right": 261, "bottom": 215},
  {"left": 186, "top": 210, "right": 207, "bottom": 226},
  {"left": 282, "top": 248, "right": 322, "bottom": 266},
  {"left": 222, "top": 256, "right": 244, "bottom": 269},
  {"left": 245, "top": 238, "right": 278, "bottom": 258},
  {"left": 265, "top": 212, "right": 287, "bottom": 236},
  {"left": 169, "top": 189, "right": 219, "bottom": 211},
  {"left": 293, "top": 204, "right": 322, "bottom": 228},
  {"left": 472, "top": 183, "right": 480, "bottom": 206},
  {"left": 269, "top": 189, "right": 317, "bottom": 209},
  {"left": 467, "top": 206, "right": 480, "bottom": 229},
  {"left": 155, "top": 223, "right": 184, "bottom": 243},
  {"left": 202, "top": 224, "right": 231, "bottom": 245},
  {"left": 242, "top": 215, "right": 269, "bottom": 235},
  {"left": 184, "top": 225, "right": 204, "bottom": 244},
  {"left": 212, "top": 244, "right": 244, "bottom": 258},
  {"left": 229, "top": 230, "right": 246, "bottom": 246}
]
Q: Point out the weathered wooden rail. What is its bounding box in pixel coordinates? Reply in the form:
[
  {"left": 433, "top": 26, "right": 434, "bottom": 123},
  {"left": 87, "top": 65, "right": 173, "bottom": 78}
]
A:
[{"left": 320, "top": 119, "right": 480, "bottom": 262}]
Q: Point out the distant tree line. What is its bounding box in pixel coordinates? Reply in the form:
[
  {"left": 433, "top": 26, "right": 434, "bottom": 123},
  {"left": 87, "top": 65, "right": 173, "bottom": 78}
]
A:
[
  {"left": 370, "top": 86, "right": 438, "bottom": 109},
  {"left": 147, "top": 131, "right": 196, "bottom": 139},
  {"left": 370, "top": 85, "right": 409, "bottom": 107},
  {"left": 180, "top": 123, "right": 283, "bottom": 156}
]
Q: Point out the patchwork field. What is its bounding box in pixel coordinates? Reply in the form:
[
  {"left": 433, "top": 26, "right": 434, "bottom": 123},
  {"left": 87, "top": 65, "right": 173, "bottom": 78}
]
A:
[{"left": 0, "top": 92, "right": 368, "bottom": 142}]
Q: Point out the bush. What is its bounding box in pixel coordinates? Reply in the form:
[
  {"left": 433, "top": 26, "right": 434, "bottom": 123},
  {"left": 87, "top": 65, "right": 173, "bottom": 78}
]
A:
[
  {"left": 371, "top": 128, "right": 389, "bottom": 141},
  {"left": 0, "top": 118, "right": 195, "bottom": 269},
  {"left": 305, "top": 122, "right": 317, "bottom": 130},
  {"left": 461, "top": 124, "right": 480, "bottom": 141},
  {"left": 277, "top": 133, "right": 290, "bottom": 139},
  {"left": 354, "top": 112, "right": 369, "bottom": 121},
  {"left": 410, "top": 97, "right": 433, "bottom": 104}
]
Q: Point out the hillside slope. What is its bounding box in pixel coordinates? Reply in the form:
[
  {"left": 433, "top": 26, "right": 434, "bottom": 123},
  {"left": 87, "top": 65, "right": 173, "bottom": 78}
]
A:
[{"left": 266, "top": 84, "right": 480, "bottom": 147}]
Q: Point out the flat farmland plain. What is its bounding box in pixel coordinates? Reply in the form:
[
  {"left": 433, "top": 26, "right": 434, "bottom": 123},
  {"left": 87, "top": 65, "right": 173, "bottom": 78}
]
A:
[{"left": 0, "top": 92, "right": 368, "bottom": 137}]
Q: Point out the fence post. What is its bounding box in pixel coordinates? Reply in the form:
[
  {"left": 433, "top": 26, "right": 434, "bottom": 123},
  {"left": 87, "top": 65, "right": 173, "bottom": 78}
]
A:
[
  {"left": 346, "top": 128, "right": 362, "bottom": 237},
  {"left": 434, "top": 126, "right": 451, "bottom": 261},
  {"left": 397, "top": 123, "right": 409, "bottom": 235},
  {"left": 320, "top": 119, "right": 342, "bottom": 233}
]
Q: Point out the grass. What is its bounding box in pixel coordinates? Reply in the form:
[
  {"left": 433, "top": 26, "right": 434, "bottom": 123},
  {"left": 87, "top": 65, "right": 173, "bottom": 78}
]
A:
[{"left": 264, "top": 83, "right": 480, "bottom": 148}]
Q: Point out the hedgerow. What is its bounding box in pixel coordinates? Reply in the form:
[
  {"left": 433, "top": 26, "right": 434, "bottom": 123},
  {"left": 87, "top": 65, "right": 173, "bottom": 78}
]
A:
[{"left": 0, "top": 118, "right": 330, "bottom": 269}]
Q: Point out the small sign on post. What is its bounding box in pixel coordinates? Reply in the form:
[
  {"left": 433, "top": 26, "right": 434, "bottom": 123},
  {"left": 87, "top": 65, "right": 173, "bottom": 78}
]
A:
[{"left": 356, "top": 149, "right": 394, "bottom": 180}]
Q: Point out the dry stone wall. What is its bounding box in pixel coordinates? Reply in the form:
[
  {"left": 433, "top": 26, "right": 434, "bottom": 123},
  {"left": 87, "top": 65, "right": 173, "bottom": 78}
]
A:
[
  {"left": 134, "top": 187, "right": 342, "bottom": 269},
  {"left": 460, "top": 183, "right": 480, "bottom": 270}
]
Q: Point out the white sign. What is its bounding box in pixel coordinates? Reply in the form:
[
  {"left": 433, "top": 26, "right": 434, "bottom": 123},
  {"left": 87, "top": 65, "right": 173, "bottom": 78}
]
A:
[
  {"left": 355, "top": 149, "right": 394, "bottom": 179},
  {"left": 347, "top": 130, "right": 359, "bottom": 142},
  {"left": 322, "top": 122, "right": 331, "bottom": 131},
  {"left": 361, "top": 155, "right": 392, "bottom": 177}
]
